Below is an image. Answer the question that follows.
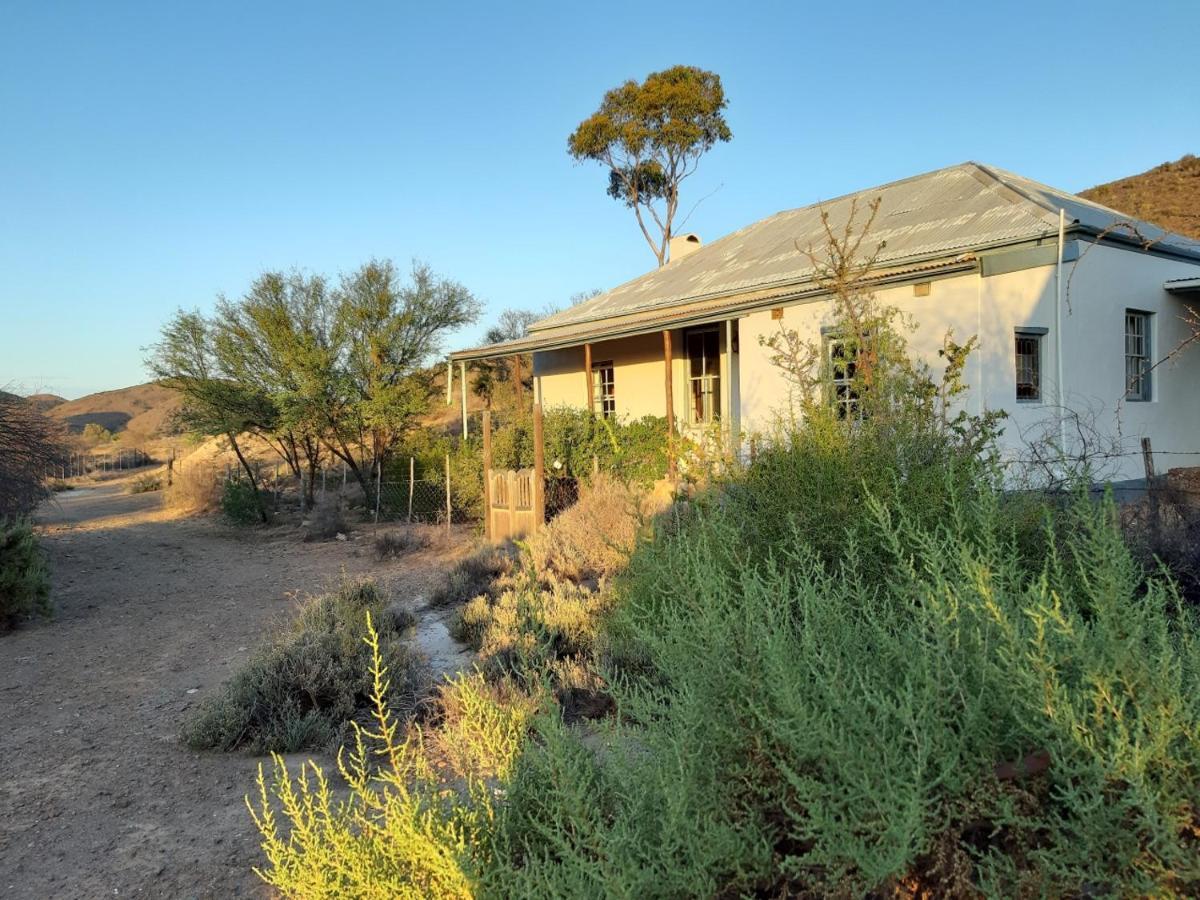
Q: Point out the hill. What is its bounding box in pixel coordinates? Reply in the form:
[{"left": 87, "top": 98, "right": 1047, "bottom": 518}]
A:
[
  {"left": 1080, "top": 154, "right": 1200, "bottom": 240},
  {"left": 49, "top": 382, "right": 181, "bottom": 440},
  {"left": 25, "top": 393, "right": 67, "bottom": 413}
]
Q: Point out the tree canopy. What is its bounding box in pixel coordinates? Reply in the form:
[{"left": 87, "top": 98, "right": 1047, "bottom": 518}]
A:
[{"left": 568, "top": 65, "right": 732, "bottom": 267}]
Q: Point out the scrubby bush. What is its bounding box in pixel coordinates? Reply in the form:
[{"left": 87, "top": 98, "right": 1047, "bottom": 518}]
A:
[
  {"left": 0, "top": 519, "right": 51, "bottom": 629},
  {"left": 491, "top": 487, "right": 1200, "bottom": 897},
  {"left": 128, "top": 473, "right": 163, "bottom": 494},
  {"left": 429, "top": 542, "right": 515, "bottom": 608},
  {"left": 249, "top": 623, "right": 542, "bottom": 898},
  {"left": 221, "top": 477, "right": 271, "bottom": 525},
  {"left": 184, "top": 580, "right": 430, "bottom": 753},
  {"left": 303, "top": 495, "right": 345, "bottom": 541},
  {"left": 524, "top": 473, "right": 648, "bottom": 583},
  {"left": 374, "top": 527, "right": 431, "bottom": 560}
]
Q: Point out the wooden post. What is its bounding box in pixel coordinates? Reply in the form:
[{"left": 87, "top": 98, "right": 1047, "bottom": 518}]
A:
[
  {"left": 374, "top": 459, "right": 382, "bottom": 525},
  {"left": 482, "top": 410, "right": 493, "bottom": 540},
  {"left": 460, "top": 360, "right": 469, "bottom": 439},
  {"left": 444, "top": 453, "right": 452, "bottom": 536},
  {"left": 533, "top": 402, "right": 545, "bottom": 528},
  {"left": 513, "top": 355, "right": 522, "bottom": 410},
  {"left": 584, "top": 343, "right": 594, "bottom": 414},
  {"left": 663, "top": 329, "right": 677, "bottom": 480},
  {"left": 1142, "top": 437, "right": 1160, "bottom": 542},
  {"left": 407, "top": 457, "right": 415, "bottom": 523}
]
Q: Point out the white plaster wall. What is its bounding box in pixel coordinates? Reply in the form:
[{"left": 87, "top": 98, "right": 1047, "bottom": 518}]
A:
[{"left": 738, "top": 250, "right": 1200, "bottom": 480}]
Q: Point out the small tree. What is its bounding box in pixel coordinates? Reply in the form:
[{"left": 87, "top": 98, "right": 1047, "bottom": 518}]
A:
[
  {"left": 325, "top": 260, "right": 480, "bottom": 499},
  {"left": 471, "top": 308, "right": 539, "bottom": 411},
  {"left": 568, "top": 65, "right": 732, "bottom": 267},
  {"left": 147, "top": 311, "right": 273, "bottom": 523},
  {"left": 213, "top": 271, "right": 332, "bottom": 507}
]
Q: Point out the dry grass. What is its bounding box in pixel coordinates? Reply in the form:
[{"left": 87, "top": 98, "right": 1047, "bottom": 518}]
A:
[
  {"left": 164, "top": 467, "right": 222, "bottom": 513},
  {"left": 525, "top": 473, "right": 654, "bottom": 582}
]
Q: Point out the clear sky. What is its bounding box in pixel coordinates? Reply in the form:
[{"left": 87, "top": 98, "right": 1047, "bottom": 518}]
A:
[{"left": 2, "top": 0, "right": 1197, "bottom": 398}]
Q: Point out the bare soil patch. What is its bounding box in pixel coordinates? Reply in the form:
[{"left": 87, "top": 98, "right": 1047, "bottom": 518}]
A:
[{"left": 0, "top": 476, "right": 473, "bottom": 898}]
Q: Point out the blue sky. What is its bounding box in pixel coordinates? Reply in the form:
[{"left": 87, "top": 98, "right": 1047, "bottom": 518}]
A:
[{"left": 1, "top": 0, "right": 1196, "bottom": 398}]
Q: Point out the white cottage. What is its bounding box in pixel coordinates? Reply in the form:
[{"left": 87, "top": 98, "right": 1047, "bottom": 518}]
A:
[{"left": 452, "top": 162, "right": 1200, "bottom": 482}]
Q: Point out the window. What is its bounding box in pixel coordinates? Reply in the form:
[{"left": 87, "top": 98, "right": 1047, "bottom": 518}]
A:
[
  {"left": 1014, "top": 329, "right": 1044, "bottom": 402},
  {"left": 685, "top": 327, "right": 721, "bottom": 424},
  {"left": 826, "top": 334, "right": 862, "bottom": 419},
  {"left": 1125, "top": 310, "right": 1152, "bottom": 401},
  {"left": 592, "top": 360, "right": 615, "bottom": 418}
]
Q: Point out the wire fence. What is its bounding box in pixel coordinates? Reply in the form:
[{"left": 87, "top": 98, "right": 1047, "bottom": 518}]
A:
[{"left": 48, "top": 448, "right": 156, "bottom": 479}]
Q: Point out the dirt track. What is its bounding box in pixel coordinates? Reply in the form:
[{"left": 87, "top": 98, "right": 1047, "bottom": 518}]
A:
[{"left": 0, "top": 477, "right": 471, "bottom": 898}]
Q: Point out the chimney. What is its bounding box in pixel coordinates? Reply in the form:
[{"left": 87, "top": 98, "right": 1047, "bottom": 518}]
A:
[{"left": 668, "top": 233, "right": 702, "bottom": 264}]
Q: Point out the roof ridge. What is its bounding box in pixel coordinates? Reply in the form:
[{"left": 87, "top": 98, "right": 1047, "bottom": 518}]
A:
[{"left": 963, "top": 162, "right": 1064, "bottom": 228}]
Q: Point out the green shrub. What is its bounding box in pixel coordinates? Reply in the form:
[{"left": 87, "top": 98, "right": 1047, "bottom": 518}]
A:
[
  {"left": 0, "top": 519, "right": 51, "bottom": 629},
  {"left": 492, "top": 486, "right": 1200, "bottom": 897},
  {"left": 249, "top": 623, "right": 542, "bottom": 898},
  {"left": 221, "top": 477, "right": 269, "bottom": 525},
  {"left": 183, "top": 580, "right": 430, "bottom": 753}
]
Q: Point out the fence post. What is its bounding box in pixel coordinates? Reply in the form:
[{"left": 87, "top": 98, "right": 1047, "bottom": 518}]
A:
[
  {"left": 407, "top": 457, "right": 415, "bottom": 523},
  {"left": 482, "top": 410, "right": 492, "bottom": 540},
  {"left": 444, "top": 453, "right": 452, "bottom": 537},
  {"left": 533, "top": 402, "right": 545, "bottom": 530},
  {"left": 374, "top": 459, "right": 382, "bottom": 526},
  {"left": 321, "top": 465, "right": 326, "bottom": 495},
  {"left": 1142, "top": 437, "right": 1161, "bottom": 543}
]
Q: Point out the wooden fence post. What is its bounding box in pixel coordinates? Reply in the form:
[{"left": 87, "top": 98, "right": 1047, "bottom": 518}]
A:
[
  {"left": 407, "top": 457, "right": 415, "bottom": 523},
  {"left": 533, "top": 402, "right": 545, "bottom": 529},
  {"left": 374, "top": 459, "right": 382, "bottom": 526},
  {"left": 482, "top": 410, "right": 492, "bottom": 540},
  {"left": 1142, "top": 437, "right": 1160, "bottom": 542},
  {"left": 663, "top": 329, "right": 676, "bottom": 480},
  {"left": 444, "top": 453, "right": 452, "bottom": 536}
]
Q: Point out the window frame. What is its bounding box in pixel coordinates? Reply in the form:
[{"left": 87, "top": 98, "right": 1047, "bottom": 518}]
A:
[
  {"left": 684, "top": 326, "right": 721, "bottom": 425},
  {"left": 1014, "top": 326, "right": 1046, "bottom": 404},
  {"left": 823, "top": 331, "right": 863, "bottom": 420},
  {"left": 1124, "top": 309, "right": 1153, "bottom": 402},
  {"left": 591, "top": 359, "right": 616, "bottom": 419}
]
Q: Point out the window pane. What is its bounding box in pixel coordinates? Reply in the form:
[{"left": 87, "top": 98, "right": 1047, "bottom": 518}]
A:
[{"left": 1124, "top": 311, "right": 1151, "bottom": 401}]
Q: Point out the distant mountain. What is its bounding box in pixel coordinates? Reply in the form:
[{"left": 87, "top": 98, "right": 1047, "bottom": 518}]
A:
[
  {"left": 48, "top": 383, "right": 180, "bottom": 439},
  {"left": 1080, "top": 154, "right": 1200, "bottom": 240}
]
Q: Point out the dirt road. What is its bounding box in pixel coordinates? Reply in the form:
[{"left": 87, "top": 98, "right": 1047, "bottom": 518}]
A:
[{"left": 0, "top": 478, "right": 471, "bottom": 898}]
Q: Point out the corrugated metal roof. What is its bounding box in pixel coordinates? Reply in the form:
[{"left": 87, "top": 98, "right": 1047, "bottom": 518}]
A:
[
  {"left": 530, "top": 162, "right": 1200, "bottom": 333},
  {"left": 452, "top": 161, "right": 1200, "bottom": 360}
]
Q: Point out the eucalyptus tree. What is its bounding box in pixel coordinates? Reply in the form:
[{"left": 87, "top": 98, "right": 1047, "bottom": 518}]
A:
[{"left": 568, "top": 65, "right": 732, "bottom": 267}]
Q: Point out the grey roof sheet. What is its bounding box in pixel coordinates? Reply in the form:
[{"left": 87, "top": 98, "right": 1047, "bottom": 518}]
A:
[{"left": 530, "top": 161, "right": 1200, "bottom": 335}]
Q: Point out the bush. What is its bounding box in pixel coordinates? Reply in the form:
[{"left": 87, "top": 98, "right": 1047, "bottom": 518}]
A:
[
  {"left": 249, "top": 625, "right": 542, "bottom": 898},
  {"left": 429, "top": 542, "right": 515, "bottom": 608},
  {"left": 183, "top": 580, "right": 431, "bottom": 753},
  {"left": 221, "top": 477, "right": 269, "bottom": 525},
  {"left": 374, "top": 527, "right": 431, "bottom": 560},
  {"left": 487, "top": 484, "right": 1200, "bottom": 897},
  {"left": 128, "top": 473, "right": 163, "bottom": 494},
  {"left": 304, "top": 495, "right": 346, "bottom": 541},
  {"left": 524, "top": 473, "right": 649, "bottom": 583},
  {"left": 0, "top": 519, "right": 51, "bottom": 629}
]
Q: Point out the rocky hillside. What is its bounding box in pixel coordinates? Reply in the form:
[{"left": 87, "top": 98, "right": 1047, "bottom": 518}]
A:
[{"left": 1080, "top": 154, "right": 1200, "bottom": 240}]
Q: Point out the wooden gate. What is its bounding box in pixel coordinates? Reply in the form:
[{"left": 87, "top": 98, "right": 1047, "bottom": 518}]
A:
[{"left": 487, "top": 468, "right": 537, "bottom": 540}]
